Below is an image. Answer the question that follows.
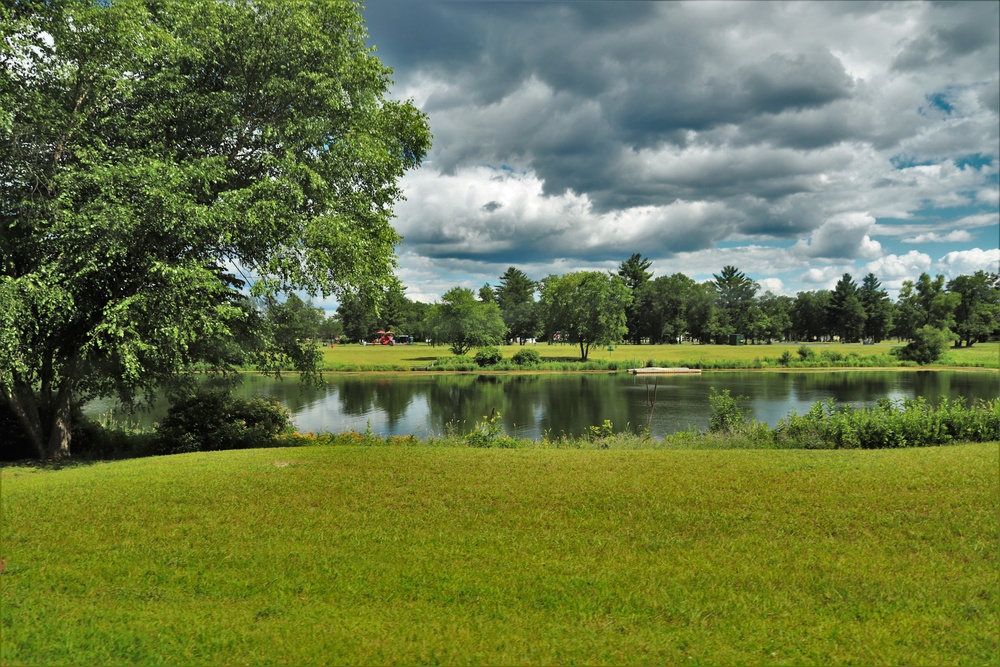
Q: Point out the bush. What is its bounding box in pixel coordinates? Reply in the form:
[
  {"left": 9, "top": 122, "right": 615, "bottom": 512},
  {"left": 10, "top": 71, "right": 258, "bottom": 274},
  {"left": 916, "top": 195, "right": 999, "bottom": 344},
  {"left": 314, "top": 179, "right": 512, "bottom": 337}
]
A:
[
  {"left": 797, "top": 345, "right": 816, "bottom": 361},
  {"left": 820, "top": 350, "right": 844, "bottom": 363},
  {"left": 774, "top": 397, "right": 1000, "bottom": 449},
  {"left": 511, "top": 348, "right": 540, "bottom": 366},
  {"left": 895, "top": 326, "right": 954, "bottom": 365},
  {"left": 155, "top": 390, "right": 292, "bottom": 455},
  {"left": 474, "top": 346, "right": 504, "bottom": 367},
  {"left": 708, "top": 387, "right": 752, "bottom": 433},
  {"left": 467, "top": 410, "right": 518, "bottom": 448}
]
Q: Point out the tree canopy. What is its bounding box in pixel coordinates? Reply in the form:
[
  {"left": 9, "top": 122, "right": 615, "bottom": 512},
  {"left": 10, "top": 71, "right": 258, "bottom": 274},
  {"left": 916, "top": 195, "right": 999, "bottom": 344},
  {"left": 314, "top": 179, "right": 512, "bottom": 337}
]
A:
[
  {"left": 494, "top": 266, "right": 539, "bottom": 343},
  {"left": 1, "top": 0, "right": 431, "bottom": 458},
  {"left": 426, "top": 287, "right": 507, "bottom": 356},
  {"left": 948, "top": 271, "right": 999, "bottom": 347},
  {"left": 540, "top": 272, "right": 631, "bottom": 361},
  {"left": 712, "top": 265, "right": 759, "bottom": 341}
]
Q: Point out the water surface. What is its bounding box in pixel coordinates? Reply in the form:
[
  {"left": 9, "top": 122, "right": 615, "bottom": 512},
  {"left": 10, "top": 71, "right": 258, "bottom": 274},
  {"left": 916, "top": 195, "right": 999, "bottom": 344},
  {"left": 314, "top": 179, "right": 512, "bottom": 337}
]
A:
[{"left": 87, "top": 370, "right": 999, "bottom": 440}]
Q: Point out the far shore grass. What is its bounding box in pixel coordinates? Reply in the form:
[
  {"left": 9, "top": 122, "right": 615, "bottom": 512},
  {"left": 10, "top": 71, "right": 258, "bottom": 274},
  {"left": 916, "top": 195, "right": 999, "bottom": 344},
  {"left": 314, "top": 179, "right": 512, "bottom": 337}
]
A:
[
  {"left": 2, "top": 443, "right": 997, "bottom": 665},
  {"left": 318, "top": 339, "right": 999, "bottom": 371}
]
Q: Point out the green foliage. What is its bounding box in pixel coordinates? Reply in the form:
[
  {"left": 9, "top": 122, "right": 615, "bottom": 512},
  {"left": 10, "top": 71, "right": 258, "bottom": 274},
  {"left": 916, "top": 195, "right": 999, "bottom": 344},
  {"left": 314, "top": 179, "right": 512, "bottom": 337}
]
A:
[
  {"left": 859, "top": 273, "right": 893, "bottom": 342},
  {"left": 466, "top": 411, "right": 518, "bottom": 448},
  {"left": 511, "top": 348, "right": 541, "bottom": 366},
  {"left": 474, "top": 346, "right": 504, "bottom": 367},
  {"left": 155, "top": 390, "right": 292, "bottom": 454},
  {"left": 895, "top": 326, "right": 955, "bottom": 364},
  {"left": 775, "top": 397, "right": 999, "bottom": 449},
  {"left": 828, "top": 273, "right": 866, "bottom": 343},
  {"left": 712, "top": 265, "right": 760, "bottom": 341},
  {"left": 797, "top": 345, "right": 816, "bottom": 360},
  {"left": 426, "top": 287, "right": 508, "bottom": 356},
  {"left": 820, "top": 349, "right": 844, "bottom": 363},
  {"left": 708, "top": 387, "right": 752, "bottom": 433},
  {"left": 588, "top": 419, "right": 616, "bottom": 447},
  {"left": 540, "top": 271, "right": 632, "bottom": 360},
  {"left": 948, "top": 271, "right": 1000, "bottom": 347},
  {"left": 1, "top": 0, "right": 431, "bottom": 458}
]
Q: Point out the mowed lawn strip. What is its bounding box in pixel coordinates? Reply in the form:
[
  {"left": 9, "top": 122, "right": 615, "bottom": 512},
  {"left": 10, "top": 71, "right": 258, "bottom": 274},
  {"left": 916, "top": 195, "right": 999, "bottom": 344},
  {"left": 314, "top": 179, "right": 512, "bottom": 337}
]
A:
[
  {"left": 2, "top": 443, "right": 997, "bottom": 665},
  {"left": 320, "top": 340, "right": 998, "bottom": 370}
]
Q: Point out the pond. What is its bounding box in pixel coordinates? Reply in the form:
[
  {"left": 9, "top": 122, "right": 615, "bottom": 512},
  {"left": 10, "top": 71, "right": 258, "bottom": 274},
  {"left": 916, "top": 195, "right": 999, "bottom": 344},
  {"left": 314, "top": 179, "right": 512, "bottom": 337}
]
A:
[{"left": 87, "top": 370, "right": 999, "bottom": 440}]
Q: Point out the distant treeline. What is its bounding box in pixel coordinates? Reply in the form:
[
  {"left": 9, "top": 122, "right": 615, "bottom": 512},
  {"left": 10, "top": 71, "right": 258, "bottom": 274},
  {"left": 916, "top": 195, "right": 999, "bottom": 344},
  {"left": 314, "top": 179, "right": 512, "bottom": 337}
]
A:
[{"left": 327, "top": 258, "right": 998, "bottom": 352}]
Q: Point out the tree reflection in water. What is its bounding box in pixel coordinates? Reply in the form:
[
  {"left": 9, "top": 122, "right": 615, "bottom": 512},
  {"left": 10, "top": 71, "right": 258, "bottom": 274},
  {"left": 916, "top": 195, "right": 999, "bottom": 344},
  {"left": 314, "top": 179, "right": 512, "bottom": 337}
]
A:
[{"left": 87, "top": 371, "right": 999, "bottom": 440}]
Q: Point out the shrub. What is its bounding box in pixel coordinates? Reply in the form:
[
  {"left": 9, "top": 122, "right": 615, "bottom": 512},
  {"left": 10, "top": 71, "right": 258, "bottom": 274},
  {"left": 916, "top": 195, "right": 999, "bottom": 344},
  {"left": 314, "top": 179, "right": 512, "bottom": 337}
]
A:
[
  {"left": 708, "top": 387, "right": 752, "bottom": 433},
  {"left": 779, "top": 350, "right": 793, "bottom": 366},
  {"left": 797, "top": 345, "right": 816, "bottom": 361},
  {"left": 474, "top": 346, "right": 504, "bottom": 367},
  {"left": 773, "top": 397, "right": 1000, "bottom": 449},
  {"left": 467, "top": 411, "right": 517, "bottom": 448},
  {"left": 820, "top": 350, "right": 844, "bottom": 363},
  {"left": 895, "top": 326, "right": 954, "bottom": 365},
  {"left": 155, "top": 390, "right": 292, "bottom": 455},
  {"left": 511, "top": 348, "right": 540, "bottom": 366},
  {"left": 588, "top": 419, "right": 615, "bottom": 442}
]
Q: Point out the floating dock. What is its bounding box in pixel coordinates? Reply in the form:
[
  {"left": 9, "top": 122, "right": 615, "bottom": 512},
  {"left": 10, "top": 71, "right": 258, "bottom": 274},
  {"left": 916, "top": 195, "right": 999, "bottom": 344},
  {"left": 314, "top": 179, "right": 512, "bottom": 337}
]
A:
[{"left": 628, "top": 367, "right": 701, "bottom": 375}]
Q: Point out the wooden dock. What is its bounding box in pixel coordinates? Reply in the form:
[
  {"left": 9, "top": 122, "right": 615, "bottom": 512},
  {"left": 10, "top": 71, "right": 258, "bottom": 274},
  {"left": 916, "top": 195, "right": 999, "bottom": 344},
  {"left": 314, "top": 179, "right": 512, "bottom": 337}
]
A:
[{"left": 628, "top": 367, "right": 701, "bottom": 375}]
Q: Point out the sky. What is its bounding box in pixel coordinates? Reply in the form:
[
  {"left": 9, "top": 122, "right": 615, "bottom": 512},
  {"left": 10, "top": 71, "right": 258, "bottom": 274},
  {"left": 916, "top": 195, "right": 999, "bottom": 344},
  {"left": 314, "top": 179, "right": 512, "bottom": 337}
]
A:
[{"left": 340, "top": 0, "right": 1000, "bottom": 309}]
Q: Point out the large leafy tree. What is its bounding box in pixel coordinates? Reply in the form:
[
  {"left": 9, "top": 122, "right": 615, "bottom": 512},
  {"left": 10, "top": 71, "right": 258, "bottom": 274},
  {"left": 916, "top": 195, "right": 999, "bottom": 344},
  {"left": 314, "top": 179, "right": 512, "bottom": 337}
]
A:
[
  {"left": 540, "top": 271, "right": 631, "bottom": 361},
  {"left": 336, "top": 292, "right": 379, "bottom": 343},
  {"left": 684, "top": 281, "right": 721, "bottom": 344},
  {"left": 791, "top": 290, "right": 831, "bottom": 341},
  {"left": 259, "top": 294, "right": 326, "bottom": 375},
  {"left": 894, "top": 273, "right": 960, "bottom": 340},
  {"left": 758, "top": 292, "right": 794, "bottom": 342},
  {"left": 425, "top": 287, "right": 507, "bottom": 356},
  {"left": 634, "top": 273, "right": 697, "bottom": 344},
  {"left": 948, "top": 271, "right": 1000, "bottom": 347},
  {"left": 0, "top": 0, "right": 431, "bottom": 458}
]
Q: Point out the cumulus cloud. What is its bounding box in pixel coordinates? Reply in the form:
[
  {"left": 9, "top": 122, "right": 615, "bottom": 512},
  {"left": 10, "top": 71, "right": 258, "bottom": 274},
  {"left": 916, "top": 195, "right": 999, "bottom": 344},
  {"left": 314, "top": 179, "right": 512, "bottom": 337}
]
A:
[
  {"left": 793, "top": 213, "right": 882, "bottom": 260},
  {"left": 758, "top": 277, "right": 786, "bottom": 295},
  {"left": 865, "top": 251, "right": 934, "bottom": 284},
  {"left": 936, "top": 248, "right": 1000, "bottom": 275},
  {"left": 394, "top": 166, "right": 740, "bottom": 262},
  {"left": 800, "top": 265, "right": 853, "bottom": 289}
]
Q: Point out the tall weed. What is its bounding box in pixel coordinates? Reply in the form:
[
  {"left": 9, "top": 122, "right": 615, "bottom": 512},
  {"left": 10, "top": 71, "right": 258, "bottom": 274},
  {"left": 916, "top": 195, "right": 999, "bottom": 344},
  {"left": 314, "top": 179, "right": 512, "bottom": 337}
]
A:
[{"left": 774, "top": 397, "right": 1000, "bottom": 449}]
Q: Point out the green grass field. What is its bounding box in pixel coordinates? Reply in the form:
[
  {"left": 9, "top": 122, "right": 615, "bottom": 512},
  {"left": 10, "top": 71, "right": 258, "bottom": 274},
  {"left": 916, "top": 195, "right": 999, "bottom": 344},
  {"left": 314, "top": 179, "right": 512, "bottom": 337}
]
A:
[
  {"left": 3, "top": 443, "right": 997, "bottom": 665},
  {"left": 320, "top": 340, "right": 999, "bottom": 371}
]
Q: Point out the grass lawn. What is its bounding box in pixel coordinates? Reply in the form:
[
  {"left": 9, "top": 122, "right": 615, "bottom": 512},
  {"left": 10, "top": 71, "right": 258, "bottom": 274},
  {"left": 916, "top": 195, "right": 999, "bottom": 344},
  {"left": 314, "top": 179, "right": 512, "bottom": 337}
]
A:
[
  {"left": 320, "top": 340, "right": 999, "bottom": 370},
  {"left": 2, "top": 443, "right": 997, "bottom": 665}
]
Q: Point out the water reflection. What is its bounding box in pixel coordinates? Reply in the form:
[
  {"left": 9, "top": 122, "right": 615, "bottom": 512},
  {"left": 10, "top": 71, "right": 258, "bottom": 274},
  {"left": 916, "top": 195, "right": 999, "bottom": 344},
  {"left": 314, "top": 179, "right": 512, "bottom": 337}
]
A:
[{"left": 87, "top": 370, "right": 998, "bottom": 440}]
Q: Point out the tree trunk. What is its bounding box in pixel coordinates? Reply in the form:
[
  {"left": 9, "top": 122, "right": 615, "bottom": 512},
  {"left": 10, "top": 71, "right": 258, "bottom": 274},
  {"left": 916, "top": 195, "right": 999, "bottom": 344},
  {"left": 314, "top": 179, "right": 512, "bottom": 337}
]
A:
[
  {"left": 2, "top": 374, "right": 76, "bottom": 460},
  {"left": 44, "top": 380, "right": 74, "bottom": 459}
]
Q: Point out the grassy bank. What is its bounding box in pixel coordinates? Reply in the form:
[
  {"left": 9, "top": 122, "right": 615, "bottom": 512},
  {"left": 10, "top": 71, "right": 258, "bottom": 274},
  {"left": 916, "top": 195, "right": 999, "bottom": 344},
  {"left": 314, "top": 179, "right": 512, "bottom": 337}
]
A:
[
  {"left": 2, "top": 443, "right": 997, "bottom": 665},
  {"left": 319, "top": 340, "right": 999, "bottom": 372}
]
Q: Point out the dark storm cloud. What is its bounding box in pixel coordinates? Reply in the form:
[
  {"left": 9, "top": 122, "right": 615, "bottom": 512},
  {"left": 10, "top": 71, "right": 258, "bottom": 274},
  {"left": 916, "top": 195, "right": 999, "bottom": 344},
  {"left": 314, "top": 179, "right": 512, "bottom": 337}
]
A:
[
  {"left": 892, "top": 1, "right": 1000, "bottom": 71},
  {"left": 367, "top": 1, "right": 868, "bottom": 216},
  {"left": 358, "top": 1, "right": 999, "bottom": 299}
]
